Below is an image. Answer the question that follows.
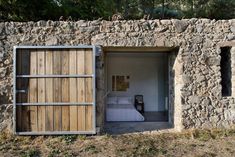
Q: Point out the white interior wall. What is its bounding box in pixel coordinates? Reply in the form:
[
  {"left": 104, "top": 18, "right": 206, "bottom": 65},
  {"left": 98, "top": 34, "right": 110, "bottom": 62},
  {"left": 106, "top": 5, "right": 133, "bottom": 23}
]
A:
[{"left": 106, "top": 52, "right": 168, "bottom": 111}]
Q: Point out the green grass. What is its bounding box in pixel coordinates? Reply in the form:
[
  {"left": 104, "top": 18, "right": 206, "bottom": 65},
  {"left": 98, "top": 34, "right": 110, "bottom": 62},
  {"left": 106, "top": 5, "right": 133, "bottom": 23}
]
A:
[
  {"left": 20, "top": 148, "right": 40, "bottom": 157},
  {"left": 60, "top": 135, "right": 78, "bottom": 144},
  {"left": 82, "top": 144, "right": 101, "bottom": 154}
]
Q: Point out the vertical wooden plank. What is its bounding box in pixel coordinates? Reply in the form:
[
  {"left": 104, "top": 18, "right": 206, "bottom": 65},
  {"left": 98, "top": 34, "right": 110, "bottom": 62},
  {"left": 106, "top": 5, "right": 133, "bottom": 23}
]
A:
[
  {"left": 53, "top": 50, "right": 62, "bottom": 131},
  {"left": 37, "top": 50, "right": 46, "bottom": 132},
  {"left": 85, "top": 106, "right": 93, "bottom": 131},
  {"left": 85, "top": 49, "right": 93, "bottom": 75},
  {"left": 45, "top": 50, "right": 54, "bottom": 131},
  {"left": 85, "top": 78, "right": 93, "bottom": 131},
  {"left": 21, "top": 50, "right": 30, "bottom": 131},
  {"left": 16, "top": 50, "right": 22, "bottom": 132},
  {"left": 85, "top": 78, "right": 93, "bottom": 103},
  {"left": 77, "top": 49, "right": 85, "bottom": 75},
  {"left": 77, "top": 106, "right": 86, "bottom": 131},
  {"left": 85, "top": 49, "right": 93, "bottom": 103},
  {"left": 61, "top": 50, "right": 70, "bottom": 131},
  {"left": 29, "top": 50, "right": 38, "bottom": 131},
  {"left": 85, "top": 49, "right": 93, "bottom": 131},
  {"left": 69, "top": 49, "right": 77, "bottom": 131},
  {"left": 77, "top": 50, "right": 86, "bottom": 131}
]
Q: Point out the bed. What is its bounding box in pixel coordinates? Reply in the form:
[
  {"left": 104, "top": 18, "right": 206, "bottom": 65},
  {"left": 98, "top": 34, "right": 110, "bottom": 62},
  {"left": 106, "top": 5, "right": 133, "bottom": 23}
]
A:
[{"left": 106, "top": 96, "right": 145, "bottom": 122}]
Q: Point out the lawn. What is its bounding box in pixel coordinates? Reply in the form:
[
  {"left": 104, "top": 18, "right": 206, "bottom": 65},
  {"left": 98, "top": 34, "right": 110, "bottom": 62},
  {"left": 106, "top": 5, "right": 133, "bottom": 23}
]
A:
[{"left": 0, "top": 129, "right": 235, "bottom": 157}]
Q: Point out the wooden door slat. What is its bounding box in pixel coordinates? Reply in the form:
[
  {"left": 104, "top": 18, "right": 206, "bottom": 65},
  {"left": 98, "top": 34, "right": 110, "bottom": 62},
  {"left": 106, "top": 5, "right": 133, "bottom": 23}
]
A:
[
  {"left": 78, "top": 106, "right": 86, "bottom": 130},
  {"left": 77, "top": 49, "right": 86, "bottom": 130},
  {"left": 29, "top": 50, "right": 38, "bottom": 131},
  {"left": 53, "top": 50, "right": 62, "bottom": 131},
  {"left": 85, "top": 78, "right": 93, "bottom": 103},
  {"left": 86, "top": 106, "right": 93, "bottom": 131},
  {"left": 45, "top": 50, "right": 54, "bottom": 131},
  {"left": 83, "top": 49, "right": 94, "bottom": 131},
  {"left": 37, "top": 50, "right": 46, "bottom": 132},
  {"left": 61, "top": 50, "right": 70, "bottom": 131},
  {"left": 85, "top": 49, "right": 93, "bottom": 75},
  {"left": 69, "top": 49, "right": 78, "bottom": 131}
]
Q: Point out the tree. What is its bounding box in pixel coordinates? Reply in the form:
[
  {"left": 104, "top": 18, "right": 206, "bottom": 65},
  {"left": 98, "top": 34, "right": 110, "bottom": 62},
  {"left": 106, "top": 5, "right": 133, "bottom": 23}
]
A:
[
  {"left": 181, "top": 0, "right": 235, "bottom": 19},
  {"left": 0, "top": 0, "right": 234, "bottom": 21}
]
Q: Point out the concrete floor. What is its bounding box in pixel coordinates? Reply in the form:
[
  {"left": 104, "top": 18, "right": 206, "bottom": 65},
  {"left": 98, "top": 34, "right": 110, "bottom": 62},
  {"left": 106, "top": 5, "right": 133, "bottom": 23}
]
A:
[
  {"left": 143, "top": 111, "right": 168, "bottom": 122},
  {"left": 104, "top": 122, "right": 172, "bottom": 135}
]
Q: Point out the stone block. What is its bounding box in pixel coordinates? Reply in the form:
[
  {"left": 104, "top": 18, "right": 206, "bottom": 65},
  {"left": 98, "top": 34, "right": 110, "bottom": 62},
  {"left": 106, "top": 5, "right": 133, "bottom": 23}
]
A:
[
  {"left": 188, "top": 96, "right": 201, "bottom": 104},
  {"left": 45, "top": 36, "right": 59, "bottom": 45},
  {"left": 172, "top": 19, "right": 189, "bottom": 33}
]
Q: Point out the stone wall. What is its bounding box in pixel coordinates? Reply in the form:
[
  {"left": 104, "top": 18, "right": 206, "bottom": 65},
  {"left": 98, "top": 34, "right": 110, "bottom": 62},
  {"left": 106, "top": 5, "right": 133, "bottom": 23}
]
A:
[{"left": 1, "top": 19, "right": 235, "bottom": 132}]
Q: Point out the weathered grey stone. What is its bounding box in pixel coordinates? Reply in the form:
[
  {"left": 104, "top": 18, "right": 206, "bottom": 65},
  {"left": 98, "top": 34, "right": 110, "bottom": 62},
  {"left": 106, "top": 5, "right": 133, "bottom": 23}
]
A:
[
  {"left": 231, "top": 26, "right": 235, "bottom": 34},
  {"left": 196, "top": 24, "right": 203, "bottom": 33},
  {"left": 196, "top": 75, "right": 206, "bottom": 83},
  {"left": 206, "top": 57, "right": 220, "bottom": 66},
  {"left": 45, "top": 36, "right": 59, "bottom": 45},
  {"left": 155, "top": 27, "right": 168, "bottom": 33},
  {"left": 188, "top": 96, "right": 201, "bottom": 104},
  {"left": 182, "top": 74, "right": 191, "bottom": 84},
  {"left": 37, "top": 20, "right": 47, "bottom": 27},
  {"left": 172, "top": 19, "right": 188, "bottom": 33},
  {"left": 0, "top": 23, "right": 5, "bottom": 35},
  {"left": 160, "top": 19, "right": 171, "bottom": 25},
  {"left": 181, "top": 90, "right": 191, "bottom": 97},
  {"left": 0, "top": 53, "right": 3, "bottom": 62},
  {"left": 201, "top": 98, "right": 210, "bottom": 106},
  {"left": 227, "top": 33, "right": 235, "bottom": 40},
  {"left": 0, "top": 67, "right": 6, "bottom": 78},
  {"left": 210, "top": 116, "right": 220, "bottom": 123}
]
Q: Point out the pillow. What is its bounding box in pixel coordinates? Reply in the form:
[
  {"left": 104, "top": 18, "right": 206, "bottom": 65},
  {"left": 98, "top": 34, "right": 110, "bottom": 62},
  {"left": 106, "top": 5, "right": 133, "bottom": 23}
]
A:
[
  {"left": 107, "top": 97, "right": 117, "bottom": 105},
  {"left": 117, "top": 97, "right": 132, "bottom": 105}
]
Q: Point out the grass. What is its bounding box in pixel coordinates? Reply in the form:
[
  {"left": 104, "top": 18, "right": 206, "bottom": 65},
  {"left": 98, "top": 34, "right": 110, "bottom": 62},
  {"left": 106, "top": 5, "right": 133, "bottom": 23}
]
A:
[
  {"left": 0, "top": 129, "right": 235, "bottom": 157},
  {"left": 48, "top": 148, "right": 61, "bottom": 157},
  {"left": 60, "top": 135, "right": 78, "bottom": 144},
  {"left": 20, "top": 148, "right": 40, "bottom": 157},
  {"left": 83, "top": 144, "right": 101, "bottom": 154}
]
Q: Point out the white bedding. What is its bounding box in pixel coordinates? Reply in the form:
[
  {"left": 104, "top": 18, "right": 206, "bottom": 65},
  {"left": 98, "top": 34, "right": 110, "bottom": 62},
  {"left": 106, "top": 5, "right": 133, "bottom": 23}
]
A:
[{"left": 106, "top": 104, "right": 145, "bottom": 122}]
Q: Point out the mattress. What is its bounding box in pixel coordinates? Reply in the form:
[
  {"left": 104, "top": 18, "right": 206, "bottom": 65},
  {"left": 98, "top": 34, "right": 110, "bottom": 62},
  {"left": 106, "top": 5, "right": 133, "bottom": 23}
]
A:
[{"left": 106, "top": 104, "right": 145, "bottom": 122}]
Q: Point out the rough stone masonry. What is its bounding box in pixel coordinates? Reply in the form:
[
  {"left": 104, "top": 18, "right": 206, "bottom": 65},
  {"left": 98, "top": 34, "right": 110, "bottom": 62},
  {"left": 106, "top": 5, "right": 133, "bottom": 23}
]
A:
[{"left": 1, "top": 18, "right": 235, "bottom": 132}]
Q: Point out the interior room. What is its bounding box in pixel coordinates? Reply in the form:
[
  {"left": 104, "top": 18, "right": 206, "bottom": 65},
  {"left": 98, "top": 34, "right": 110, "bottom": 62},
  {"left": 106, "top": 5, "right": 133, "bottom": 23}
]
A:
[{"left": 104, "top": 50, "right": 169, "bottom": 125}]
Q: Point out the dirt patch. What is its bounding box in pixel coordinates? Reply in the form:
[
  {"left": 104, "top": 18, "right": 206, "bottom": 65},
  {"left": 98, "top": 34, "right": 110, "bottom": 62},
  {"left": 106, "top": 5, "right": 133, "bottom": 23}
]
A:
[{"left": 0, "top": 129, "right": 235, "bottom": 157}]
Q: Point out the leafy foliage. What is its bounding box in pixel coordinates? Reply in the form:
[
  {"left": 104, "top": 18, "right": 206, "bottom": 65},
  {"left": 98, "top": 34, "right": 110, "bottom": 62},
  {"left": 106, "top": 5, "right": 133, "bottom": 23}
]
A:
[{"left": 0, "top": 0, "right": 234, "bottom": 21}]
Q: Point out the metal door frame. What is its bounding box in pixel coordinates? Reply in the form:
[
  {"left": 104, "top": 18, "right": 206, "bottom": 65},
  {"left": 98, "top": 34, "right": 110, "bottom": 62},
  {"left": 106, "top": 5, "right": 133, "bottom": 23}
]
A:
[{"left": 13, "top": 45, "right": 96, "bottom": 135}]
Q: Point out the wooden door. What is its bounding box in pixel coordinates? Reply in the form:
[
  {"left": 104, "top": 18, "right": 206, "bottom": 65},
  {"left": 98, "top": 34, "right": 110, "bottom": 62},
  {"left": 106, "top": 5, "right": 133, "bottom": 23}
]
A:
[{"left": 14, "top": 46, "right": 95, "bottom": 135}]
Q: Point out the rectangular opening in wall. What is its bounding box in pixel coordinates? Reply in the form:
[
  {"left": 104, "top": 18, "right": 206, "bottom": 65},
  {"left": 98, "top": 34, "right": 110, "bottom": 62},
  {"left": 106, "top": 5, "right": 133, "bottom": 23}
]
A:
[
  {"left": 220, "top": 47, "right": 232, "bottom": 97},
  {"left": 103, "top": 46, "right": 180, "bottom": 134}
]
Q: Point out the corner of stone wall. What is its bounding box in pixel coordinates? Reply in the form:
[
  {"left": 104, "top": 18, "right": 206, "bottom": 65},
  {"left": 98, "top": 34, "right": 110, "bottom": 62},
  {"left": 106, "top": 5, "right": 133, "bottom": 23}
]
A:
[
  {"left": 168, "top": 48, "right": 183, "bottom": 131},
  {"left": 173, "top": 49, "right": 184, "bottom": 131},
  {"left": 231, "top": 47, "right": 235, "bottom": 97}
]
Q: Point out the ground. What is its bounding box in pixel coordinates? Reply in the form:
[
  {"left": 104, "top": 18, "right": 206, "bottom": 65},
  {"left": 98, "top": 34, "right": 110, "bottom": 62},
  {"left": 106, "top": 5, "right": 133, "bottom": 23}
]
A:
[{"left": 0, "top": 129, "right": 235, "bottom": 157}]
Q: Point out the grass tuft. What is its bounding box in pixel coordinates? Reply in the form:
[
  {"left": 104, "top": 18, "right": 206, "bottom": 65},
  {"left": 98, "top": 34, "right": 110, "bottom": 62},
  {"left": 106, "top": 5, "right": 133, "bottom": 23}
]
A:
[
  {"left": 61, "top": 135, "right": 77, "bottom": 144},
  {"left": 20, "top": 148, "right": 40, "bottom": 157},
  {"left": 83, "top": 144, "right": 101, "bottom": 154}
]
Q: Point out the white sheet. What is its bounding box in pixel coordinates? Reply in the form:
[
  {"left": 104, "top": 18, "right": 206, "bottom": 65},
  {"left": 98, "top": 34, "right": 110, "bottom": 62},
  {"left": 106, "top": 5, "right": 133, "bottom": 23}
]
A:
[{"left": 106, "top": 104, "right": 145, "bottom": 121}]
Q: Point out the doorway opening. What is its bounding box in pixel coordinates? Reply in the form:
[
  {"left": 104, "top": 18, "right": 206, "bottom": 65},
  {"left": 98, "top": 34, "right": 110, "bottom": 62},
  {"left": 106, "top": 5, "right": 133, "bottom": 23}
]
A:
[{"left": 103, "top": 47, "right": 178, "bottom": 134}]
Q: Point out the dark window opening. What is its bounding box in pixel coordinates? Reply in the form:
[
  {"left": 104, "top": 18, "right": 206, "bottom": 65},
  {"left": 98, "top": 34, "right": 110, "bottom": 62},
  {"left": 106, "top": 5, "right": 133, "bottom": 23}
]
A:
[{"left": 220, "top": 47, "right": 232, "bottom": 97}]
